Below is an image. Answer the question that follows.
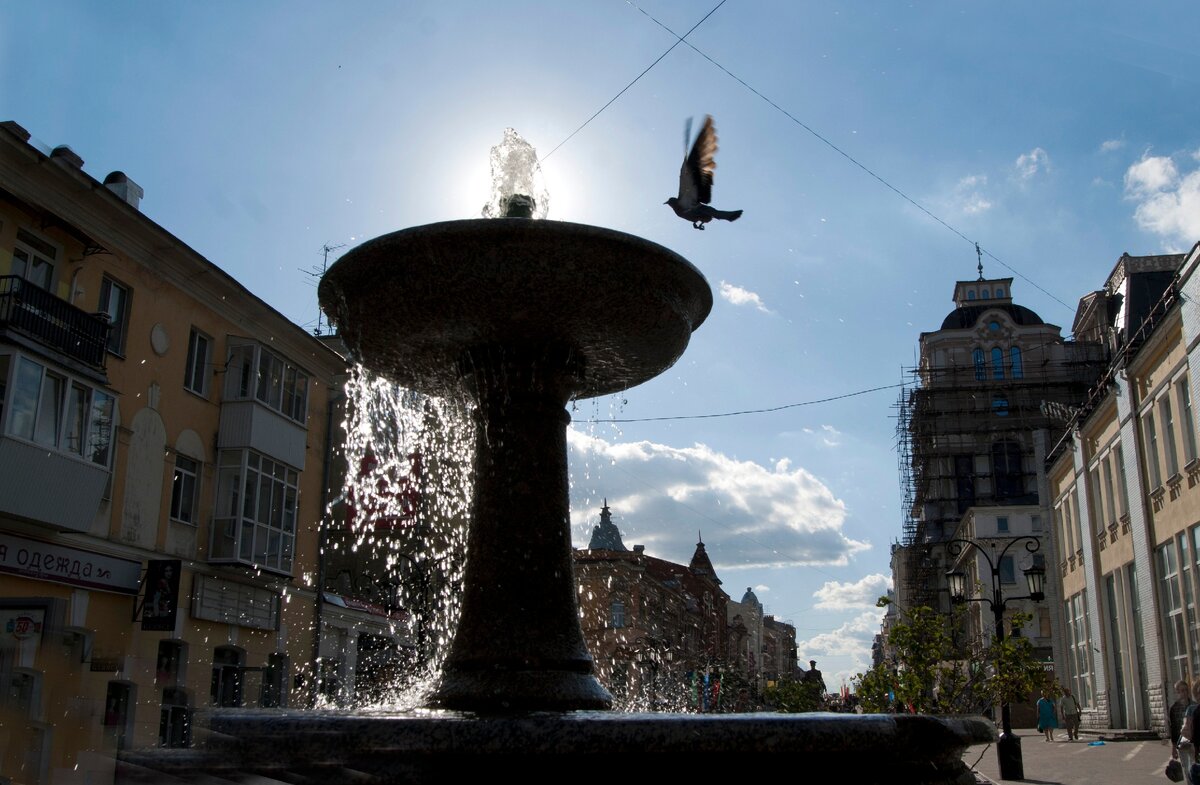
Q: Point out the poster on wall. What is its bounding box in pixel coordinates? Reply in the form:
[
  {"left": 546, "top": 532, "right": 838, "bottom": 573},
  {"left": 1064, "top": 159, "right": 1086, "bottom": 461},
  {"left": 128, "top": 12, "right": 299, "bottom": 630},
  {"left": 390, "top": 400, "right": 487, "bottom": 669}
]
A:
[{"left": 141, "top": 559, "right": 181, "bottom": 631}]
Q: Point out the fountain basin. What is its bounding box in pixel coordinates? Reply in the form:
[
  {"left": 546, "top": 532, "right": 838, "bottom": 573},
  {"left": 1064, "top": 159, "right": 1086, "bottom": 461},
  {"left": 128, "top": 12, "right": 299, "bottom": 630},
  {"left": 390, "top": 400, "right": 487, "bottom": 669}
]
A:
[
  {"left": 317, "top": 218, "right": 714, "bottom": 398},
  {"left": 117, "top": 710, "right": 996, "bottom": 784}
]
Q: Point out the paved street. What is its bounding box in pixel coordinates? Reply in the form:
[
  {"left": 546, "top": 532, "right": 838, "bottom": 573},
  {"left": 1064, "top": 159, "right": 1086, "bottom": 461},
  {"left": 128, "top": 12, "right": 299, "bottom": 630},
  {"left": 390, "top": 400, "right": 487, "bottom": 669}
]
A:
[{"left": 966, "top": 730, "right": 1173, "bottom": 784}]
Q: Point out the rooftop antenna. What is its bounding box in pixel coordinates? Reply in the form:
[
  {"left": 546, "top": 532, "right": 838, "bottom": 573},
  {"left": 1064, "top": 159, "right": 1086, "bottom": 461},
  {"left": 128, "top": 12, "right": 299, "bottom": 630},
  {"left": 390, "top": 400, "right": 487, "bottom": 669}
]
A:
[{"left": 303, "top": 243, "right": 345, "bottom": 336}]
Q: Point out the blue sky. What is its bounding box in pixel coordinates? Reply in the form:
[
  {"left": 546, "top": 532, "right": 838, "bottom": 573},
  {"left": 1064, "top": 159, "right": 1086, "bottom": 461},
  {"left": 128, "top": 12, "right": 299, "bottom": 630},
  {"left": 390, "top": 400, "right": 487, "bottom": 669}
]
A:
[{"left": 5, "top": 1, "right": 1199, "bottom": 689}]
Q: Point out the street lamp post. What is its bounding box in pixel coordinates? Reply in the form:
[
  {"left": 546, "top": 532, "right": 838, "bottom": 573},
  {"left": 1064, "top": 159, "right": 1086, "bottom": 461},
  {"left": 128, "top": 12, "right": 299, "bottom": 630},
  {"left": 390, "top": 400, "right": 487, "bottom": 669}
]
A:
[{"left": 941, "top": 535, "right": 1046, "bottom": 782}]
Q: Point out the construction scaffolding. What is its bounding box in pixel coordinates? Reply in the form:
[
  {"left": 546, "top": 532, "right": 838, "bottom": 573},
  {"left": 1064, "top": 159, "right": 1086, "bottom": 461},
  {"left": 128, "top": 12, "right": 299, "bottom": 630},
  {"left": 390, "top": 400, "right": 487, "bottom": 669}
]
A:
[{"left": 894, "top": 345, "right": 1106, "bottom": 609}]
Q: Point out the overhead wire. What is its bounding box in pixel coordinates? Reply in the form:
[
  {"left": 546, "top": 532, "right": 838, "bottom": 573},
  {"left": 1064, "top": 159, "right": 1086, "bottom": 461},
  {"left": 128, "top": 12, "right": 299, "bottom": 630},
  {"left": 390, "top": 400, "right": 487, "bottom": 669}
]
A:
[
  {"left": 574, "top": 382, "right": 906, "bottom": 424},
  {"left": 540, "top": 0, "right": 729, "bottom": 163},
  {"left": 622, "top": 0, "right": 1075, "bottom": 314}
]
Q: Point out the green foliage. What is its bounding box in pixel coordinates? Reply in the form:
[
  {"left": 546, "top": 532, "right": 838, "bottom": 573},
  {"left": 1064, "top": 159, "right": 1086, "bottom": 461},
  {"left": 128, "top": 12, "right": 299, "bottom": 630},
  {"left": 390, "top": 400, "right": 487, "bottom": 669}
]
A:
[
  {"left": 853, "top": 600, "right": 1054, "bottom": 716},
  {"left": 764, "top": 677, "right": 824, "bottom": 713}
]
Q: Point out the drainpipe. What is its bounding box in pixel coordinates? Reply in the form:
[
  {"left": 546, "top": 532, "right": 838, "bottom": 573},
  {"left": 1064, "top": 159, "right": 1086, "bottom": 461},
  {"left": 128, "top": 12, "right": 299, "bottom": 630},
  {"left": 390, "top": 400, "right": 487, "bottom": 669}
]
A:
[{"left": 311, "top": 388, "right": 344, "bottom": 707}]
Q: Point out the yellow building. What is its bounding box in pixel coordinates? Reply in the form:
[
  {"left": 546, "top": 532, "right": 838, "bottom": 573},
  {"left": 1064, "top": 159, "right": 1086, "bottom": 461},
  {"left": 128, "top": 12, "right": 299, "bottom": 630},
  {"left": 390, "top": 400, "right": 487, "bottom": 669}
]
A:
[
  {"left": 0, "top": 121, "right": 344, "bottom": 784},
  {"left": 1048, "top": 248, "right": 1200, "bottom": 735}
]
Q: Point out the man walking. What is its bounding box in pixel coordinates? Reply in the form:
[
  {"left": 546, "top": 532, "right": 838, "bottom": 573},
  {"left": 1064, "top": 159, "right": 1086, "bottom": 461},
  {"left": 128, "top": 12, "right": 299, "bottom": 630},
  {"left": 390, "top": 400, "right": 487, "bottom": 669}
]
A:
[{"left": 1059, "top": 685, "right": 1082, "bottom": 741}]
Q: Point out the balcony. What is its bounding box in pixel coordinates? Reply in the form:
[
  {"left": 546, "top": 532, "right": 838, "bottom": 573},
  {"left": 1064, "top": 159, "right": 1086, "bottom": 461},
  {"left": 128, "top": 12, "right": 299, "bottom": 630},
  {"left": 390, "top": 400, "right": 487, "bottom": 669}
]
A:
[{"left": 0, "top": 276, "right": 110, "bottom": 371}]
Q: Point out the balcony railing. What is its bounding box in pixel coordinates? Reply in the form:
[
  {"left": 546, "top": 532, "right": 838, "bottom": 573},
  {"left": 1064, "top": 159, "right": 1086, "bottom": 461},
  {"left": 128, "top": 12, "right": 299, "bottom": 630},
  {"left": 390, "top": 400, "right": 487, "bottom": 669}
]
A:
[{"left": 0, "top": 276, "right": 109, "bottom": 370}]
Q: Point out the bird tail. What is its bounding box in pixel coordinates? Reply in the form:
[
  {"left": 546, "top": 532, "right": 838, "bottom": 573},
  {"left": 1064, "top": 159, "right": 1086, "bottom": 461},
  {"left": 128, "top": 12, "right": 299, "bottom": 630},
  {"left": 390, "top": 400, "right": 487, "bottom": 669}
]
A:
[{"left": 715, "top": 209, "right": 743, "bottom": 222}]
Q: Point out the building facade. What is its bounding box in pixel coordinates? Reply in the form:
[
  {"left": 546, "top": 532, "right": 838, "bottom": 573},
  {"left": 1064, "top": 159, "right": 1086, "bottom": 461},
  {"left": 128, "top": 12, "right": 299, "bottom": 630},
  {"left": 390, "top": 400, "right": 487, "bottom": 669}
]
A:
[
  {"left": 0, "top": 120, "right": 344, "bottom": 784},
  {"left": 573, "top": 502, "right": 796, "bottom": 712},
  {"left": 891, "top": 272, "right": 1105, "bottom": 723},
  {"left": 1047, "top": 248, "right": 1200, "bottom": 735}
]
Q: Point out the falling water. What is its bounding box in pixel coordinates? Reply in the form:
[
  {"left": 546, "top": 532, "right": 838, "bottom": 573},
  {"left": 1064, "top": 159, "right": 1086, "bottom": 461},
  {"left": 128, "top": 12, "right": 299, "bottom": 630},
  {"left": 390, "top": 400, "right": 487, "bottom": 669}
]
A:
[{"left": 325, "top": 365, "right": 474, "bottom": 709}]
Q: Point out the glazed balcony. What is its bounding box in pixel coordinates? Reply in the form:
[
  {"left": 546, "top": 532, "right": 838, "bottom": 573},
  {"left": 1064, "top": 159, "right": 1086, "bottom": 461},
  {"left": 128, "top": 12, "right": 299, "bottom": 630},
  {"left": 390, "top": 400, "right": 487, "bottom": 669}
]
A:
[{"left": 0, "top": 276, "right": 110, "bottom": 371}]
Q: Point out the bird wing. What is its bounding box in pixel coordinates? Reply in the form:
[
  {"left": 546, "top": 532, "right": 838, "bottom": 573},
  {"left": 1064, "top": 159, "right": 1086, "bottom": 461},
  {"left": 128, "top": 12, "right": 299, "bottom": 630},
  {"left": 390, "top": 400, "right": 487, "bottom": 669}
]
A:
[{"left": 677, "top": 115, "right": 717, "bottom": 207}]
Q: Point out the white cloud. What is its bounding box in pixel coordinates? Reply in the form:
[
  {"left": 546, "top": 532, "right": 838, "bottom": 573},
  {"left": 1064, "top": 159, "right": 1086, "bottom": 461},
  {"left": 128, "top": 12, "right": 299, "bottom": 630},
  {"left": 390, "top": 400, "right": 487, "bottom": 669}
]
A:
[
  {"left": 1125, "top": 153, "right": 1179, "bottom": 196},
  {"left": 719, "top": 281, "right": 771, "bottom": 313},
  {"left": 1100, "top": 138, "right": 1125, "bottom": 153},
  {"left": 798, "top": 610, "right": 883, "bottom": 662},
  {"left": 1015, "top": 147, "right": 1050, "bottom": 180},
  {"left": 801, "top": 425, "right": 842, "bottom": 447},
  {"left": 813, "top": 574, "right": 893, "bottom": 610},
  {"left": 567, "top": 428, "right": 867, "bottom": 569},
  {"left": 952, "top": 175, "right": 992, "bottom": 214},
  {"left": 1123, "top": 150, "right": 1200, "bottom": 247}
]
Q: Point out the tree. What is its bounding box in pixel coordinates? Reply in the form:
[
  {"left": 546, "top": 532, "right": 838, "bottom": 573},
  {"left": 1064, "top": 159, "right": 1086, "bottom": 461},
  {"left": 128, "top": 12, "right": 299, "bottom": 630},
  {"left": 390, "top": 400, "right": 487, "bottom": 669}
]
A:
[
  {"left": 764, "top": 677, "right": 824, "bottom": 713},
  {"left": 853, "top": 598, "right": 1054, "bottom": 716}
]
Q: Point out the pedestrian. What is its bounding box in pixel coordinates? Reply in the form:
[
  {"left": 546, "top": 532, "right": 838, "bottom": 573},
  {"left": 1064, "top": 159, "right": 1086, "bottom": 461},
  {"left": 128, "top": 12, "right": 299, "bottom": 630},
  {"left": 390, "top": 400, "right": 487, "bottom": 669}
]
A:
[
  {"left": 1170, "top": 680, "right": 1192, "bottom": 779},
  {"left": 804, "top": 660, "right": 827, "bottom": 694},
  {"left": 1036, "top": 690, "right": 1058, "bottom": 742},
  {"left": 1059, "top": 685, "right": 1082, "bottom": 741},
  {"left": 1181, "top": 681, "right": 1200, "bottom": 784}
]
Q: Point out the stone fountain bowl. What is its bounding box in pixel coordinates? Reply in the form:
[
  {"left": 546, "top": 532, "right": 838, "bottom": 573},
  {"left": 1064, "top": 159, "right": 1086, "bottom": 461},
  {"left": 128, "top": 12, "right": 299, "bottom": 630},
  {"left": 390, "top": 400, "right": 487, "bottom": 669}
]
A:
[{"left": 317, "top": 218, "right": 714, "bottom": 398}]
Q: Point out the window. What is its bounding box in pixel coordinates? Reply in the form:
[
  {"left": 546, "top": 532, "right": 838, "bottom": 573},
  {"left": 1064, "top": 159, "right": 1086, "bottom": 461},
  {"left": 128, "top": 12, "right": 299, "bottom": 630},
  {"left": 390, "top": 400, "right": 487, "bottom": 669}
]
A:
[
  {"left": 967, "top": 290, "right": 976, "bottom": 300},
  {"left": 99, "top": 276, "right": 131, "bottom": 355},
  {"left": 156, "top": 640, "right": 186, "bottom": 686},
  {"left": 611, "top": 600, "right": 625, "bottom": 629},
  {"left": 997, "top": 516, "right": 1009, "bottom": 533},
  {"left": 159, "top": 687, "right": 191, "bottom": 748},
  {"left": 7, "top": 668, "right": 41, "bottom": 719},
  {"left": 211, "top": 647, "right": 244, "bottom": 707},
  {"left": 955, "top": 455, "right": 975, "bottom": 513},
  {"left": 224, "top": 341, "right": 309, "bottom": 424},
  {"left": 1161, "top": 396, "right": 1180, "bottom": 478},
  {"left": 973, "top": 348, "right": 985, "bottom": 381},
  {"left": 210, "top": 449, "right": 298, "bottom": 573},
  {"left": 184, "top": 329, "right": 211, "bottom": 396},
  {"left": 1066, "top": 591, "right": 1093, "bottom": 705},
  {"left": 998, "top": 556, "right": 1015, "bottom": 584},
  {"left": 992, "top": 397, "right": 1009, "bottom": 417},
  {"left": 1010, "top": 346, "right": 1023, "bottom": 379},
  {"left": 12, "top": 228, "right": 56, "bottom": 290},
  {"left": 1056, "top": 495, "right": 1074, "bottom": 556},
  {"left": 995, "top": 287, "right": 1005, "bottom": 297},
  {"left": 1088, "top": 466, "right": 1103, "bottom": 525},
  {"left": 991, "top": 347, "right": 1005, "bottom": 379},
  {"left": 4, "top": 355, "right": 115, "bottom": 466},
  {"left": 1144, "top": 410, "right": 1163, "bottom": 488},
  {"left": 104, "top": 680, "right": 135, "bottom": 750},
  {"left": 1178, "top": 377, "right": 1198, "bottom": 464},
  {"left": 1096, "top": 457, "right": 1113, "bottom": 523},
  {"left": 170, "top": 455, "right": 200, "bottom": 524},
  {"left": 1159, "top": 542, "right": 1189, "bottom": 680},
  {"left": 1114, "top": 443, "right": 1130, "bottom": 515},
  {"left": 0, "top": 355, "right": 7, "bottom": 425},
  {"left": 982, "top": 289, "right": 990, "bottom": 299},
  {"left": 993, "top": 441, "right": 1023, "bottom": 500},
  {"left": 261, "top": 652, "right": 289, "bottom": 708}
]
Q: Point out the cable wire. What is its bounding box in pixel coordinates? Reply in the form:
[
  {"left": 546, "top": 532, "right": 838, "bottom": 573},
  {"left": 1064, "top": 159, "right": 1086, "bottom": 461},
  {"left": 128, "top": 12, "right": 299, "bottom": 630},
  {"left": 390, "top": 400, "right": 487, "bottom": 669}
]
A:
[
  {"left": 575, "top": 382, "right": 906, "bottom": 424},
  {"left": 624, "top": 0, "right": 1074, "bottom": 314},
  {"left": 540, "top": 0, "right": 729, "bottom": 162}
]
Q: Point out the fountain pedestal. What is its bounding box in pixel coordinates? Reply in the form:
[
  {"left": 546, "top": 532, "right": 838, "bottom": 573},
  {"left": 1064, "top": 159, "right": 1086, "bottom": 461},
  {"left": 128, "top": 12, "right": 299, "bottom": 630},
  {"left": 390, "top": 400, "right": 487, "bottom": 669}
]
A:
[{"left": 436, "top": 343, "right": 608, "bottom": 710}]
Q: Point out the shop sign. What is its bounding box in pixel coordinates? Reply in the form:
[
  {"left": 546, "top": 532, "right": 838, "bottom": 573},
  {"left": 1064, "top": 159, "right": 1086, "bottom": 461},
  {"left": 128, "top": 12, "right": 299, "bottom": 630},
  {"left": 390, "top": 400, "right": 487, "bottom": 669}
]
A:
[{"left": 0, "top": 532, "right": 140, "bottom": 594}]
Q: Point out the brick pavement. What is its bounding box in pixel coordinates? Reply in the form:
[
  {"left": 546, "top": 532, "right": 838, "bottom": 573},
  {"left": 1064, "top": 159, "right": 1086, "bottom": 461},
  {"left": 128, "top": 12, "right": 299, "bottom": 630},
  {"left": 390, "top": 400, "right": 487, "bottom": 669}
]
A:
[{"left": 965, "top": 729, "right": 1174, "bottom": 784}]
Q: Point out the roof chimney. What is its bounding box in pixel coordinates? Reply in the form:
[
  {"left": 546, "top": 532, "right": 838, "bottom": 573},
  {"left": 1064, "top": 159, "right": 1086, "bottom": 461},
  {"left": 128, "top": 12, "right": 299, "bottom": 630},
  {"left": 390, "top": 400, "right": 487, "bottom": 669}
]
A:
[
  {"left": 50, "top": 145, "right": 84, "bottom": 168},
  {"left": 104, "top": 171, "right": 143, "bottom": 210},
  {"left": 633, "top": 545, "right": 645, "bottom": 554}
]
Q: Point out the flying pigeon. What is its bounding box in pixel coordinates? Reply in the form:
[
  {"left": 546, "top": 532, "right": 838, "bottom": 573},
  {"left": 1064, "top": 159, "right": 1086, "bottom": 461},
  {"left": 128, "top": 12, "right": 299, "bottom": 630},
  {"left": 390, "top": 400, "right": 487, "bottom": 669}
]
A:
[{"left": 665, "top": 115, "right": 743, "bottom": 230}]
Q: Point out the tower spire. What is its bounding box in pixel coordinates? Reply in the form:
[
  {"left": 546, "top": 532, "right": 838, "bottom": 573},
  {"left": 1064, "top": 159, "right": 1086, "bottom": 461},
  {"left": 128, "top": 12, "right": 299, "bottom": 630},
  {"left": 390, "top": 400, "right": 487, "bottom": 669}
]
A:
[{"left": 976, "top": 242, "right": 984, "bottom": 280}]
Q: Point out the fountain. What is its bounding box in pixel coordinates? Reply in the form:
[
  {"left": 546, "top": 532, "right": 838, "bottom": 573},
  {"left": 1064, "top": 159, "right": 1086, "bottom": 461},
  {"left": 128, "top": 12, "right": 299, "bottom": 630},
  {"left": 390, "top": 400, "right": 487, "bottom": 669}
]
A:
[{"left": 117, "top": 131, "right": 993, "bottom": 784}]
